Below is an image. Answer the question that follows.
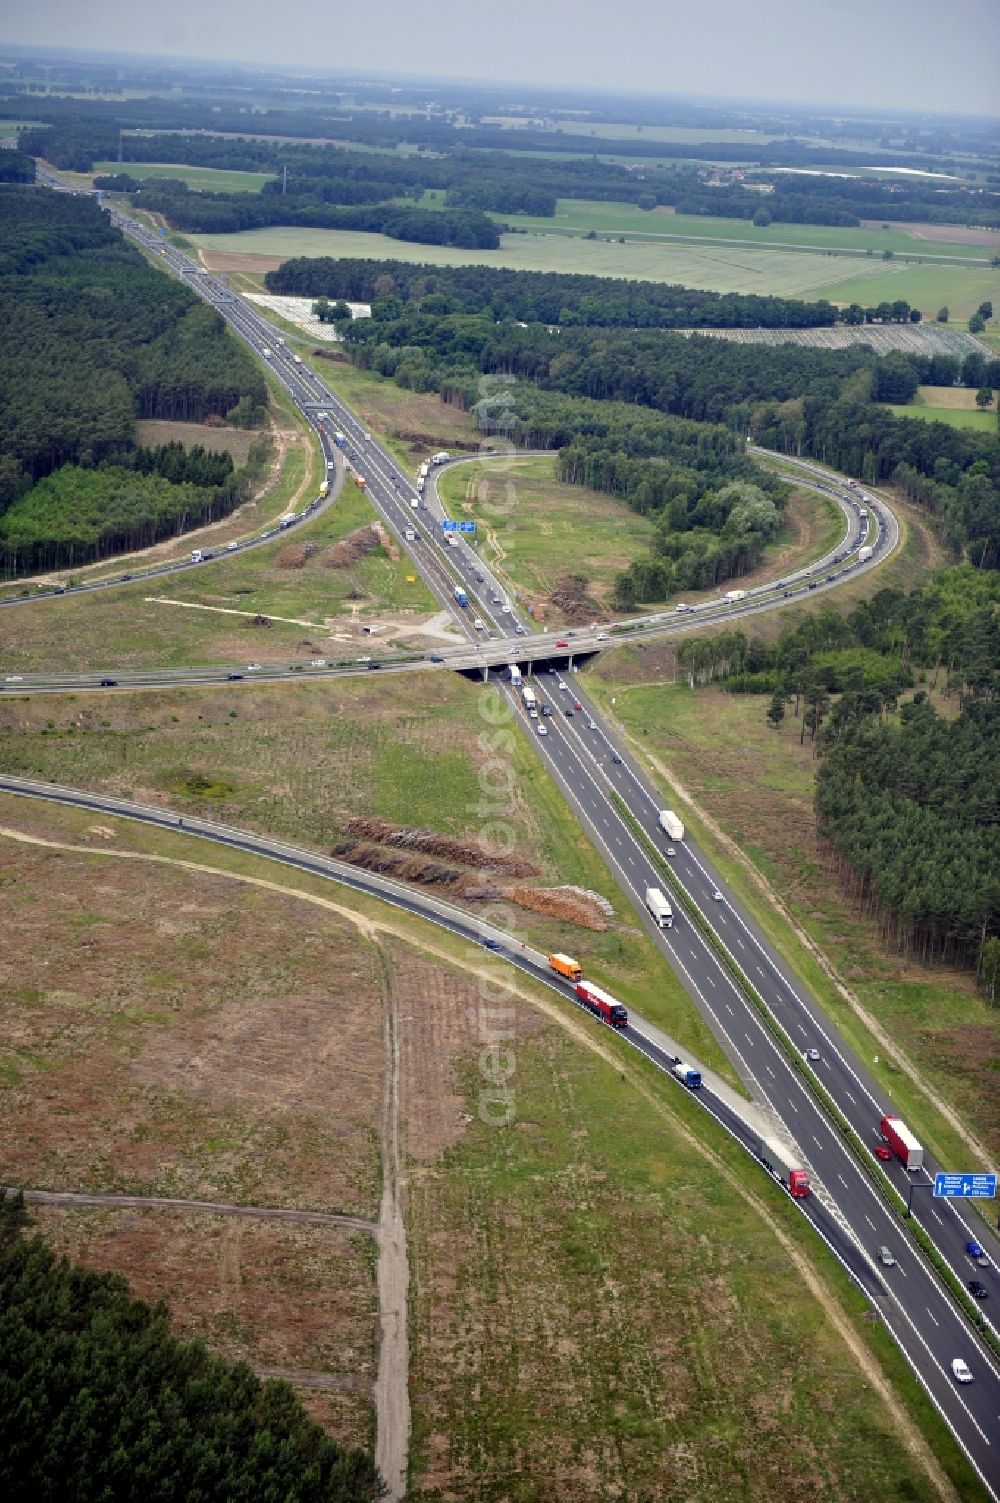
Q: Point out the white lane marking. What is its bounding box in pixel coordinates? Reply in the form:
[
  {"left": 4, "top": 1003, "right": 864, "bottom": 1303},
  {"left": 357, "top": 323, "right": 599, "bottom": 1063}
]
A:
[{"left": 927, "top": 1308, "right": 939, "bottom": 1327}]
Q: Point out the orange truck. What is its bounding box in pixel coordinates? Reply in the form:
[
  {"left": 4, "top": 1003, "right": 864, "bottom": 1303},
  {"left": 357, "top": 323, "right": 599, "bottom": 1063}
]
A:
[
  {"left": 355, "top": 474, "right": 367, "bottom": 490},
  {"left": 548, "top": 953, "right": 582, "bottom": 982}
]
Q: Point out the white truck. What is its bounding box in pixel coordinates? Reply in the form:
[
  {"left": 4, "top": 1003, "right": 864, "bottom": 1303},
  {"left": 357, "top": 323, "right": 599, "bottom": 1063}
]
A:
[
  {"left": 645, "top": 887, "right": 673, "bottom": 929},
  {"left": 431, "top": 451, "right": 451, "bottom": 465},
  {"left": 416, "top": 477, "right": 425, "bottom": 494},
  {"left": 419, "top": 462, "right": 430, "bottom": 479},
  {"left": 658, "top": 809, "right": 684, "bottom": 841},
  {"left": 509, "top": 664, "right": 523, "bottom": 686},
  {"left": 404, "top": 527, "right": 416, "bottom": 541},
  {"left": 190, "top": 549, "right": 204, "bottom": 564},
  {"left": 724, "top": 589, "right": 747, "bottom": 603},
  {"left": 319, "top": 480, "right": 329, "bottom": 498},
  {"left": 522, "top": 685, "right": 537, "bottom": 711},
  {"left": 857, "top": 545, "right": 873, "bottom": 563}
]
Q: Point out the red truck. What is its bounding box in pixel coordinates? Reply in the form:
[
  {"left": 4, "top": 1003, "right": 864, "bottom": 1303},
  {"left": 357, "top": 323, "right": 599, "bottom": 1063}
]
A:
[
  {"left": 758, "top": 1136, "right": 811, "bottom": 1198},
  {"left": 879, "top": 1115, "right": 924, "bottom": 1171},
  {"left": 575, "top": 979, "right": 628, "bottom": 1029}
]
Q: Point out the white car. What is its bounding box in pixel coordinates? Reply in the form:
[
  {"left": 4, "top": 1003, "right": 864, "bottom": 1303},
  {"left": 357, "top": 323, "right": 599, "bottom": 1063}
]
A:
[
  {"left": 597, "top": 632, "right": 610, "bottom": 640},
  {"left": 666, "top": 846, "right": 676, "bottom": 857},
  {"left": 5, "top": 674, "right": 23, "bottom": 682},
  {"left": 246, "top": 663, "right": 262, "bottom": 673},
  {"left": 528, "top": 707, "right": 538, "bottom": 719},
  {"left": 309, "top": 658, "right": 327, "bottom": 668},
  {"left": 327, "top": 460, "right": 335, "bottom": 470},
  {"left": 588, "top": 719, "right": 597, "bottom": 730},
  {"left": 226, "top": 541, "right": 239, "bottom": 551},
  {"left": 536, "top": 723, "right": 548, "bottom": 736},
  {"left": 951, "top": 1359, "right": 973, "bottom": 1384},
  {"left": 559, "top": 682, "right": 569, "bottom": 693},
  {"left": 805, "top": 1047, "right": 821, "bottom": 1062},
  {"left": 712, "top": 889, "right": 723, "bottom": 901}
]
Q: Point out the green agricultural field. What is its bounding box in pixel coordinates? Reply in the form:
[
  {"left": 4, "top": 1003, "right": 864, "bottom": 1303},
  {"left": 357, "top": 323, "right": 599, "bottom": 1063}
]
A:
[
  {"left": 190, "top": 225, "right": 998, "bottom": 312},
  {"left": 479, "top": 118, "right": 788, "bottom": 146},
  {"left": 819, "top": 261, "right": 1000, "bottom": 321},
  {"left": 437, "top": 455, "right": 656, "bottom": 616},
  {"left": 495, "top": 198, "right": 992, "bottom": 262},
  {"left": 886, "top": 402, "right": 997, "bottom": 432},
  {"left": 94, "top": 160, "right": 276, "bottom": 193}
]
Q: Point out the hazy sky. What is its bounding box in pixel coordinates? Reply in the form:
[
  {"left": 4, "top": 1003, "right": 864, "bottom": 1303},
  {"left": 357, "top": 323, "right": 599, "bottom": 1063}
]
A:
[{"left": 4, "top": 0, "right": 999, "bottom": 117}]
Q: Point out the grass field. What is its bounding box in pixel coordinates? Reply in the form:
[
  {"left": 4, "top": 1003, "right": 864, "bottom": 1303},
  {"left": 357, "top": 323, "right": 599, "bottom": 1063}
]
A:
[
  {"left": 191, "top": 224, "right": 1000, "bottom": 316},
  {"left": 408, "top": 1022, "right": 956, "bottom": 1502},
  {"left": 438, "top": 455, "right": 656, "bottom": 615},
  {"left": 94, "top": 160, "right": 275, "bottom": 193},
  {"left": 496, "top": 199, "right": 994, "bottom": 262},
  {"left": 886, "top": 385, "right": 997, "bottom": 432},
  {"left": 133, "top": 418, "right": 261, "bottom": 460}
]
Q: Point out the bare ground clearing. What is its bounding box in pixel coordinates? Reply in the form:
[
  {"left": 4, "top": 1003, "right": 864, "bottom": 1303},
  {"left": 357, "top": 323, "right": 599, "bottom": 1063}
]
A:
[{"left": 0, "top": 838, "right": 384, "bottom": 1216}]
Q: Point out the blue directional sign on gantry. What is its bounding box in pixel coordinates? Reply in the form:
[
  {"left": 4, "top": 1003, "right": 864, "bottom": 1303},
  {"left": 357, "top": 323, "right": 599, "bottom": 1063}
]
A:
[{"left": 933, "top": 1172, "right": 997, "bottom": 1199}]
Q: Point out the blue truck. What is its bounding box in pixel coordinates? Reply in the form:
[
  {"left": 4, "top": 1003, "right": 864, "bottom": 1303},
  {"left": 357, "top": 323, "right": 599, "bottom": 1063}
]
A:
[
  {"left": 672, "top": 1060, "right": 702, "bottom": 1089},
  {"left": 454, "top": 586, "right": 468, "bottom": 607}
]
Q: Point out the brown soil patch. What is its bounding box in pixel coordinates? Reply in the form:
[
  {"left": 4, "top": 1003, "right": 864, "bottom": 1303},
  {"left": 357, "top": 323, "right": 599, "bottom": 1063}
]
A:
[
  {"left": 134, "top": 419, "right": 259, "bottom": 461},
  {"left": 32, "top": 1204, "right": 377, "bottom": 1453},
  {"left": 392, "top": 947, "right": 544, "bottom": 1165},
  {"left": 504, "top": 885, "right": 609, "bottom": 930},
  {"left": 200, "top": 251, "right": 286, "bottom": 275},
  {"left": 278, "top": 541, "right": 320, "bottom": 569},
  {"left": 0, "top": 841, "right": 383, "bottom": 1216},
  {"left": 548, "top": 572, "right": 607, "bottom": 624},
  {"left": 917, "top": 384, "right": 993, "bottom": 410},
  {"left": 863, "top": 220, "right": 1000, "bottom": 247},
  {"left": 332, "top": 840, "right": 501, "bottom": 901},
  {"left": 346, "top": 817, "right": 539, "bottom": 878},
  {"left": 326, "top": 525, "right": 384, "bottom": 569}
]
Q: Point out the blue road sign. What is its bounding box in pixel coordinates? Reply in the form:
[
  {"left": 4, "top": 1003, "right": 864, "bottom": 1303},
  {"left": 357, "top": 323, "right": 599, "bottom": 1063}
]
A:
[
  {"left": 933, "top": 1172, "right": 997, "bottom": 1199},
  {"left": 459, "top": 521, "right": 477, "bottom": 534},
  {"left": 440, "top": 519, "right": 457, "bottom": 532}
]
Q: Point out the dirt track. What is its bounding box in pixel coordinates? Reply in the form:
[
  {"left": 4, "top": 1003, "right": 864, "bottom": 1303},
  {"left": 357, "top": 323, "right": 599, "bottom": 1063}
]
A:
[
  {"left": 374, "top": 948, "right": 410, "bottom": 1503},
  {"left": 7, "top": 1187, "right": 378, "bottom": 1234}
]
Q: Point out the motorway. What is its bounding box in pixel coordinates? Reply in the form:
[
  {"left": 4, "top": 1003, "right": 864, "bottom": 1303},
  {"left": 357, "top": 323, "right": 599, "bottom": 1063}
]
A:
[{"left": 5, "top": 192, "right": 998, "bottom": 1492}]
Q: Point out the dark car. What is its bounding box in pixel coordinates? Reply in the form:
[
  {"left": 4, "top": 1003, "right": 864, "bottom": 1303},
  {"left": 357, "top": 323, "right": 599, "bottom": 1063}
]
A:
[
  {"left": 968, "top": 1280, "right": 989, "bottom": 1299},
  {"left": 120, "top": 573, "right": 132, "bottom": 581},
  {"left": 227, "top": 672, "right": 244, "bottom": 681},
  {"left": 540, "top": 705, "right": 552, "bottom": 717},
  {"left": 99, "top": 678, "right": 118, "bottom": 687},
  {"left": 612, "top": 753, "right": 622, "bottom": 764},
  {"left": 564, "top": 708, "right": 574, "bottom": 717},
  {"left": 367, "top": 662, "right": 382, "bottom": 670},
  {"left": 482, "top": 937, "right": 501, "bottom": 951},
  {"left": 430, "top": 654, "right": 444, "bottom": 664}
]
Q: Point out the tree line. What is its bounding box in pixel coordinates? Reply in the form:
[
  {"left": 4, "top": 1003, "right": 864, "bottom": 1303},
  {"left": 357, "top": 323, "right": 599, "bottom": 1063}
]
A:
[
  {"left": 0, "top": 1191, "right": 382, "bottom": 1502},
  {"left": 675, "top": 568, "right": 1000, "bottom": 982},
  {"left": 129, "top": 179, "right": 501, "bottom": 248},
  {"left": 268, "top": 256, "right": 843, "bottom": 329}
]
